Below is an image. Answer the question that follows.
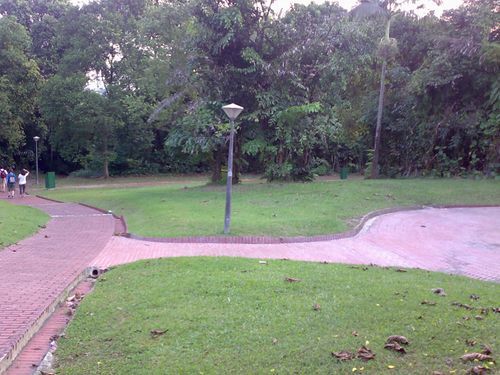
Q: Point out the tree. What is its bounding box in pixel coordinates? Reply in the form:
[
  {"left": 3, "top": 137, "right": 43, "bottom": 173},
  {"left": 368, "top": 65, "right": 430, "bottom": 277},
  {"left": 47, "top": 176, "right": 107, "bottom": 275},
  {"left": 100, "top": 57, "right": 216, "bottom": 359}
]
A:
[
  {"left": 351, "top": 0, "right": 398, "bottom": 178},
  {"left": 0, "top": 16, "right": 41, "bottom": 163}
]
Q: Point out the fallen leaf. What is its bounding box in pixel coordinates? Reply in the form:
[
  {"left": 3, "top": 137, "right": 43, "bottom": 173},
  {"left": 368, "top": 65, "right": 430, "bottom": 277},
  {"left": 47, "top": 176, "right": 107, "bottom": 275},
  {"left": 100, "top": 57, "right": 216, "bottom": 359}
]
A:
[
  {"left": 475, "top": 315, "right": 484, "bottom": 321},
  {"left": 432, "top": 372, "right": 444, "bottom": 375},
  {"left": 384, "top": 342, "right": 407, "bottom": 354},
  {"left": 452, "top": 302, "right": 474, "bottom": 310},
  {"left": 467, "top": 366, "right": 490, "bottom": 374},
  {"left": 352, "top": 331, "right": 359, "bottom": 336},
  {"left": 465, "top": 339, "right": 477, "bottom": 347},
  {"left": 150, "top": 329, "right": 168, "bottom": 337},
  {"left": 432, "top": 288, "right": 447, "bottom": 296},
  {"left": 460, "top": 353, "right": 493, "bottom": 362},
  {"left": 357, "top": 346, "right": 375, "bottom": 361},
  {"left": 470, "top": 294, "right": 480, "bottom": 300},
  {"left": 421, "top": 300, "right": 436, "bottom": 306},
  {"left": 445, "top": 358, "right": 454, "bottom": 366},
  {"left": 259, "top": 261, "right": 267, "bottom": 265},
  {"left": 492, "top": 307, "right": 499, "bottom": 313},
  {"left": 386, "top": 335, "right": 410, "bottom": 345},
  {"left": 481, "top": 344, "right": 492, "bottom": 355},
  {"left": 313, "top": 303, "right": 321, "bottom": 311},
  {"left": 395, "top": 268, "right": 407, "bottom": 272},
  {"left": 272, "top": 338, "right": 278, "bottom": 345},
  {"left": 387, "top": 365, "right": 396, "bottom": 369},
  {"left": 479, "top": 308, "right": 489, "bottom": 315},
  {"left": 284, "top": 277, "right": 301, "bottom": 282},
  {"left": 332, "top": 351, "right": 354, "bottom": 361}
]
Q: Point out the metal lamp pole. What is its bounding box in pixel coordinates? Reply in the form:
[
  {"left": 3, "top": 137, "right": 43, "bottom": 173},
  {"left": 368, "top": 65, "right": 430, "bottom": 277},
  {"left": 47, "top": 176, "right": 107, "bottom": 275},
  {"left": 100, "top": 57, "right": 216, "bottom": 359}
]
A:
[
  {"left": 33, "top": 136, "right": 40, "bottom": 185},
  {"left": 222, "top": 103, "right": 244, "bottom": 234}
]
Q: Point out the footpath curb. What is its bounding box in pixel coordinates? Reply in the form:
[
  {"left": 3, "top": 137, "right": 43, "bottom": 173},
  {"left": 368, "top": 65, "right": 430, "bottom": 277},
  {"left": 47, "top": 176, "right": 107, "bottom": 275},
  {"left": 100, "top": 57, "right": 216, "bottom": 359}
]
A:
[
  {"left": 35, "top": 195, "right": 499, "bottom": 244},
  {"left": 125, "top": 204, "right": 500, "bottom": 244},
  {"left": 0, "top": 270, "right": 88, "bottom": 374}
]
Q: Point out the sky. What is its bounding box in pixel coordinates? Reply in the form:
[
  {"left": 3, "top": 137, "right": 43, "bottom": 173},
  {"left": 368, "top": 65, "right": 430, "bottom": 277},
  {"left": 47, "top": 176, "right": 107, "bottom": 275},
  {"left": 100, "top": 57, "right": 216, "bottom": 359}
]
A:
[{"left": 72, "top": 0, "right": 464, "bottom": 17}]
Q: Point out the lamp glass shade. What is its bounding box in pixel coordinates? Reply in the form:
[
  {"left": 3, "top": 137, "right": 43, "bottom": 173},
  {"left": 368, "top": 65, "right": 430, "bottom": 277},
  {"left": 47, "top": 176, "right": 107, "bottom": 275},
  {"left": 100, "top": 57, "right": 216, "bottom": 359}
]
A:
[
  {"left": 222, "top": 103, "right": 244, "bottom": 120},
  {"left": 33, "top": 136, "right": 40, "bottom": 142}
]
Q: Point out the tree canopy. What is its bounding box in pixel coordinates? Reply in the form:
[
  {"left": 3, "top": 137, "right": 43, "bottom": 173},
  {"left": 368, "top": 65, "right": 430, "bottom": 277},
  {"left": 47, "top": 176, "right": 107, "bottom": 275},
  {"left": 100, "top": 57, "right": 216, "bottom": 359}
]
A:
[{"left": 0, "top": 0, "right": 498, "bottom": 180}]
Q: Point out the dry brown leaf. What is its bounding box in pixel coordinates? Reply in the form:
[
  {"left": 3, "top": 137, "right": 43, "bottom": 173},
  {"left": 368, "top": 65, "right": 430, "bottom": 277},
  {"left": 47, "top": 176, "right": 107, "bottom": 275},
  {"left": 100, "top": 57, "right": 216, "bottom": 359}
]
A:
[
  {"left": 475, "top": 315, "right": 484, "bottom": 321},
  {"left": 352, "top": 331, "right": 359, "bottom": 337},
  {"left": 384, "top": 342, "right": 407, "bottom": 354},
  {"left": 452, "top": 302, "right": 474, "bottom": 310},
  {"left": 357, "top": 346, "right": 376, "bottom": 361},
  {"left": 460, "top": 353, "right": 493, "bottom": 362},
  {"left": 432, "top": 372, "right": 444, "bottom": 375},
  {"left": 284, "top": 277, "right": 301, "bottom": 282},
  {"left": 150, "top": 329, "right": 168, "bottom": 337},
  {"left": 470, "top": 294, "right": 480, "bottom": 300},
  {"left": 421, "top": 300, "right": 436, "bottom": 306},
  {"left": 465, "top": 339, "right": 477, "bottom": 347},
  {"left": 467, "top": 366, "right": 490, "bottom": 374},
  {"left": 331, "top": 351, "right": 354, "bottom": 361},
  {"left": 272, "top": 338, "right": 278, "bottom": 345},
  {"left": 432, "top": 288, "right": 447, "bottom": 296},
  {"left": 386, "top": 335, "right": 409, "bottom": 345},
  {"left": 312, "top": 303, "right": 321, "bottom": 311},
  {"left": 481, "top": 344, "right": 492, "bottom": 355}
]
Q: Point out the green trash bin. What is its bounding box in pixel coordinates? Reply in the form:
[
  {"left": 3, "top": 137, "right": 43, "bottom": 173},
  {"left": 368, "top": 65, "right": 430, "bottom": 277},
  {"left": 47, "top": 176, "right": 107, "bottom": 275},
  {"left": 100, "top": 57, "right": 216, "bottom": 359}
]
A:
[
  {"left": 340, "top": 167, "right": 349, "bottom": 180},
  {"left": 45, "top": 172, "right": 56, "bottom": 189}
]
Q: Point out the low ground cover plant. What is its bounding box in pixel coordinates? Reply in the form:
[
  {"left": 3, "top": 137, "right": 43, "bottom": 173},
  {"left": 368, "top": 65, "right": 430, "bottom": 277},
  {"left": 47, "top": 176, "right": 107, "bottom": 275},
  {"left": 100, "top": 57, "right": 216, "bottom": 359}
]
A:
[
  {"left": 0, "top": 201, "right": 48, "bottom": 249},
  {"left": 55, "top": 257, "right": 499, "bottom": 374},
  {"left": 42, "top": 178, "right": 500, "bottom": 237}
]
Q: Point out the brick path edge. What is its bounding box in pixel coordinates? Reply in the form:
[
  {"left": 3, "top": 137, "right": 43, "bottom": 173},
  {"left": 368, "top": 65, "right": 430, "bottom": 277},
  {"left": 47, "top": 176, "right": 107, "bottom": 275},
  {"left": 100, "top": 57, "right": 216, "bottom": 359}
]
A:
[
  {"left": 124, "top": 204, "right": 500, "bottom": 244},
  {"left": 0, "top": 268, "right": 94, "bottom": 374}
]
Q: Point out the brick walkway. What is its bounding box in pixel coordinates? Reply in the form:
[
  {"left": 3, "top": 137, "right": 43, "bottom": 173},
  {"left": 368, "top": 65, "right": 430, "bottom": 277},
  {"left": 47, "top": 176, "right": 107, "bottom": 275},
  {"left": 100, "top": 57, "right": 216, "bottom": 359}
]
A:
[
  {"left": 0, "top": 196, "right": 115, "bottom": 374},
  {"left": 92, "top": 207, "right": 500, "bottom": 282},
  {"left": 1, "top": 197, "right": 499, "bottom": 374}
]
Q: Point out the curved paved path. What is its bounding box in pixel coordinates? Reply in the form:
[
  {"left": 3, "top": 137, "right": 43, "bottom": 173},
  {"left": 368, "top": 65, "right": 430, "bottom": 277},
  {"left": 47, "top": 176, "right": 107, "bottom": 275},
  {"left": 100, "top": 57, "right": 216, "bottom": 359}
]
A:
[
  {"left": 1, "top": 197, "right": 499, "bottom": 374},
  {"left": 92, "top": 206, "right": 500, "bottom": 282},
  {"left": 0, "top": 196, "right": 115, "bottom": 373}
]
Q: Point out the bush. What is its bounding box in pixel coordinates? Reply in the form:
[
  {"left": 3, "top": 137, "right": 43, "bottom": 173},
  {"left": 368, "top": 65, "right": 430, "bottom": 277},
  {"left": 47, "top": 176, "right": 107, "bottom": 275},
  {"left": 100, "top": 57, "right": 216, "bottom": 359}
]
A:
[
  {"left": 264, "top": 162, "right": 293, "bottom": 181},
  {"left": 68, "top": 169, "right": 103, "bottom": 178}
]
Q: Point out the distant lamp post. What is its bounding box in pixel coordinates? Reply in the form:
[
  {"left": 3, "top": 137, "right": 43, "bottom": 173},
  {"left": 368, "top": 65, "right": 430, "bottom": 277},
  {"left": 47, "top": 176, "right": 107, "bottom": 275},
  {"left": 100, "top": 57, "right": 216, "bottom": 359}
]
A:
[
  {"left": 222, "top": 103, "right": 244, "bottom": 234},
  {"left": 33, "top": 136, "right": 40, "bottom": 185}
]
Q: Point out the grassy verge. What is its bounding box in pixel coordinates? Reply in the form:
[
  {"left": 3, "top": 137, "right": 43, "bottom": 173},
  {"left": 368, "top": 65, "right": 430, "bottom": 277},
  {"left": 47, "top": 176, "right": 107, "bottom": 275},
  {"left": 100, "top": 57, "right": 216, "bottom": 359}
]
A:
[
  {"left": 40, "top": 178, "right": 500, "bottom": 237},
  {"left": 55, "top": 257, "right": 499, "bottom": 374},
  {"left": 0, "top": 200, "right": 49, "bottom": 249}
]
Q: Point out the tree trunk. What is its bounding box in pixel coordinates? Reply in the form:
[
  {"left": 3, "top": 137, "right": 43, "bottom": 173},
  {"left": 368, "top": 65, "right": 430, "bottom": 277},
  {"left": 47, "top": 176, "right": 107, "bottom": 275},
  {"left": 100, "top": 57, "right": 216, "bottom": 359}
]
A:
[
  {"left": 370, "top": 18, "right": 391, "bottom": 179},
  {"left": 103, "top": 139, "right": 109, "bottom": 179},
  {"left": 233, "top": 137, "right": 241, "bottom": 184},
  {"left": 211, "top": 147, "right": 222, "bottom": 183}
]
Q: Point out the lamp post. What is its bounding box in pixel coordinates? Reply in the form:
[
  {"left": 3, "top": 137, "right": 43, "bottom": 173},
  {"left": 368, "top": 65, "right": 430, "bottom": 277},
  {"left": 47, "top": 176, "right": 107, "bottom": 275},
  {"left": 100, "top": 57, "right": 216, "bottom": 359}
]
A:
[
  {"left": 222, "top": 103, "right": 244, "bottom": 234},
  {"left": 33, "top": 136, "right": 40, "bottom": 185}
]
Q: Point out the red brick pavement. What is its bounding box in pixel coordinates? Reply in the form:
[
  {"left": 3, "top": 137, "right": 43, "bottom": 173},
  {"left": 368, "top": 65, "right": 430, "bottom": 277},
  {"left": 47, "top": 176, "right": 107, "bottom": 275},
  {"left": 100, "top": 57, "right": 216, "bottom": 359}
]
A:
[
  {"left": 92, "top": 207, "right": 500, "bottom": 282},
  {"left": 2, "top": 197, "right": 499, "bottom": 374},
  {"left": 0, "top": 196, "right": 115, "bottom": 374}
]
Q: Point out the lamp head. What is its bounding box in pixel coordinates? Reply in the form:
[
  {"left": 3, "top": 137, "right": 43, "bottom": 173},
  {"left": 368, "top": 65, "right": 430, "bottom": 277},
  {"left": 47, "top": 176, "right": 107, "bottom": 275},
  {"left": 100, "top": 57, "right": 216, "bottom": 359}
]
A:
[
  {"left": 222, "top": 103, "right": 244, "bottom": 120},
  {"left": 33, "top": 136, "right": 40, "bottom": 142}
]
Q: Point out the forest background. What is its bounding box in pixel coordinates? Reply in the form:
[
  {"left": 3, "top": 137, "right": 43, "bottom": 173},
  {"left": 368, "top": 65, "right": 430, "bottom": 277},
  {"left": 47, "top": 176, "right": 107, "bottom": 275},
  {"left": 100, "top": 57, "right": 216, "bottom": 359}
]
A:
[{"left": 0, "top": 0, "right": 498, "bottom": 182}]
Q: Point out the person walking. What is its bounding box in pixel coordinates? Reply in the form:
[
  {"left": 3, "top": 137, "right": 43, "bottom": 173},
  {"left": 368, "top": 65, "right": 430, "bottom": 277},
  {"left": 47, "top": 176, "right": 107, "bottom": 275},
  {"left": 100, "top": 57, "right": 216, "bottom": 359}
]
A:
[
  {"left": 0, "top": 167, "right": 6, "bottom": 192},
  {"left": 6, "top": 168, "right": 16, "bottom": 198},
  {"left": 18, "top": 169, "right": 30, "bottom": 197}
]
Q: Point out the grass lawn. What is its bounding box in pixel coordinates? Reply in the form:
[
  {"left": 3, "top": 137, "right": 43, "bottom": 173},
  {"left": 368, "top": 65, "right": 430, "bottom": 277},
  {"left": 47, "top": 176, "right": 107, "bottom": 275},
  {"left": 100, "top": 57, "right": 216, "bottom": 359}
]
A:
[
  {"left": 0, "top": 200, "right": 49, "bottom": 249},
  {"left": 55, "top": 257, "right": 499, "bottom": 374},
  {"left": 41, "top": 178, "right": 500, "bottom": 237}
]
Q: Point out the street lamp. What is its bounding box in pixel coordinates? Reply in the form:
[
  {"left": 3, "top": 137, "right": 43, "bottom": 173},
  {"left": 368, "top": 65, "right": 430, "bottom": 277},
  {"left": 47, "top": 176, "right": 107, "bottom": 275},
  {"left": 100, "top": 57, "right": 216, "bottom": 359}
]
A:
[
  {"left": 222, "top": 103, "right": 244, "bottom": 234},
  {"left": 33, "top": 136, "right": 40, "bottom": 185}
]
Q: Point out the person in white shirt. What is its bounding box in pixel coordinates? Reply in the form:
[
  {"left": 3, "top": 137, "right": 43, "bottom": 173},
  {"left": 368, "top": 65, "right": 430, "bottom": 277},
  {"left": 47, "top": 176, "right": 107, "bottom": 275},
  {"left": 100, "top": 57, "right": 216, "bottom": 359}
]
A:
[{"left": 18, "top": 169, "right": 30, "bottom": 197}]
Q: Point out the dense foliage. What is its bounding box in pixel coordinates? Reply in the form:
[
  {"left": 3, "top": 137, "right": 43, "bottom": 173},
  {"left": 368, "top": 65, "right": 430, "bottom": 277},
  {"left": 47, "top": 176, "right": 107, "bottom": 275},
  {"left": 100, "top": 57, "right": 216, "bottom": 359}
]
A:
[{"left": 0, "top": 0, "right": 498, "bottom": 180}]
